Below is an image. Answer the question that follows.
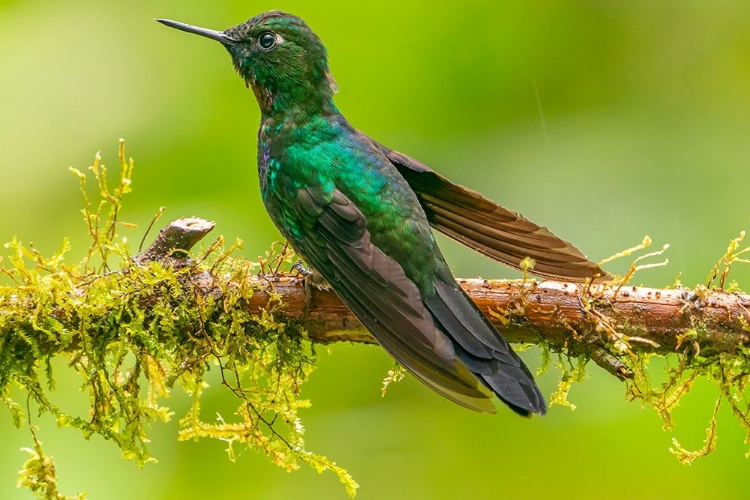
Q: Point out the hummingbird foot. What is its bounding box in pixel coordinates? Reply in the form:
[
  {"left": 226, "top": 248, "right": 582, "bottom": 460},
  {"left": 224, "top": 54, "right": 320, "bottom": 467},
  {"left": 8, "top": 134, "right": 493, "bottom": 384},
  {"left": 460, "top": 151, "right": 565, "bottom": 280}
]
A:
[
  {"left": 292, "top": 259, "right": 312, "bottom": 277},
  {"left": 292, "top": 260, "right": 331, "bottom": 313},
  {"left": 292, "top": 260, "right": 330, "bottom": 288}
]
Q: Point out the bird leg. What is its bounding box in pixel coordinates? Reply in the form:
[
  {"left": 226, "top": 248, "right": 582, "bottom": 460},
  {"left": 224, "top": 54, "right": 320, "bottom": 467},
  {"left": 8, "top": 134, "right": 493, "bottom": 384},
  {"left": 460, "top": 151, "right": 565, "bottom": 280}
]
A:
[
  {"left": 292, "top": 260, "right": 331, "bottom": 313},
  {"left": 291, "top": 260, "right": 312, "bottom": 277}
]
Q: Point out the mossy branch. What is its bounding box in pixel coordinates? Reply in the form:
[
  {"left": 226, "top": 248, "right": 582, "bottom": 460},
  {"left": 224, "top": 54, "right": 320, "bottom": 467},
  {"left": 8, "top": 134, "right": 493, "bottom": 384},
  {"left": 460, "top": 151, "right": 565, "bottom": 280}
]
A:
[
  {"left": 238, "top": 274, "right": 750, "bottom": 369},
  {"left": 3, "top": 144, "right": 749, "bottom": 499},
  {"left": 56, "top": 214, "right": 750, "bottom": 376}
]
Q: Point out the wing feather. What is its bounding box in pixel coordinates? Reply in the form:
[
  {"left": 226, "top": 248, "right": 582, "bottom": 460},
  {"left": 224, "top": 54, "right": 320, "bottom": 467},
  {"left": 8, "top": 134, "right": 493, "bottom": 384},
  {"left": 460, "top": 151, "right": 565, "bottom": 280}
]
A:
[
  {"left": 293, "top": 185, "right": 497, "bottom": 413},
  {"left": 379, "top": 146, "right": 610, "bottom": 282}
]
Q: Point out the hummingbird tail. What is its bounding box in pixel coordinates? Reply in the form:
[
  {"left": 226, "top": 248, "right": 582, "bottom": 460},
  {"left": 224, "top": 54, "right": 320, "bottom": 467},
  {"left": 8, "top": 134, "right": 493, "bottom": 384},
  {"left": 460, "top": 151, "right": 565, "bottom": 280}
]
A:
[{"left": 424, "top": 276, "right": 547, "bottom": 416}]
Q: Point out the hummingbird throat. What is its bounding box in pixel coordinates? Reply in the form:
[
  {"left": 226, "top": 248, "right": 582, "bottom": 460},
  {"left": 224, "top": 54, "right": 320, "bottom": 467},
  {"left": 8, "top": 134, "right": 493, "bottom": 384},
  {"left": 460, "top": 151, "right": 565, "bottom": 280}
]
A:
[{"left": 242, "top": 66, "right": 338, "bottom": 117}]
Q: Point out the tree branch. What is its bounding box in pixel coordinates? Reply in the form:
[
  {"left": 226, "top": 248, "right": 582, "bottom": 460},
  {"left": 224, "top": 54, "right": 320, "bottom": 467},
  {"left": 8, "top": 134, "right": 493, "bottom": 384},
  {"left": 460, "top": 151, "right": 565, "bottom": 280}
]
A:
[
  {"left": 133, "top": 216, "right": 216, "bottom": 265},
  {"left": 236, "top": 276, "right": 748, "bottom": 375},
  {"left": 5, "top": 214, "right": 748, "bottom": 496},
  {"left": 135, "top": 218, "right": 750, "bottom": 380}
]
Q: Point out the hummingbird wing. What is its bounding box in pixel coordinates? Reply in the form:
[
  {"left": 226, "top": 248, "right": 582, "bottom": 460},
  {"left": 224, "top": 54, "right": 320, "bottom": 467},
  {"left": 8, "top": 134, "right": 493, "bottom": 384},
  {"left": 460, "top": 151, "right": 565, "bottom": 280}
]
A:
[
  {"left": 292, "top": 185, "right": 497, "bottom": 413},
  {"left": 376, "top": 145, "right": 610, "bottom": 282}
]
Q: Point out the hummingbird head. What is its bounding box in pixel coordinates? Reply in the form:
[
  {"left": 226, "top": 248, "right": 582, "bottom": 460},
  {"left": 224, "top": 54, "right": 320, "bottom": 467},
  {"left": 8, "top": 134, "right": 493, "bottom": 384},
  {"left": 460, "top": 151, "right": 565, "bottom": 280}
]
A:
[{"left": 158, "top": 11, "right": 337, "bottom": 115}]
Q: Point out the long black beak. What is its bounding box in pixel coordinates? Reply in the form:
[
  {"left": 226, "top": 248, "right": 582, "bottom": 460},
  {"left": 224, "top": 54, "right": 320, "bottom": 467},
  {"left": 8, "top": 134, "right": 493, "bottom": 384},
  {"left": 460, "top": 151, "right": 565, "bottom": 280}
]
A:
[{"left": 157, "top": 19, "right": 236, "bottom": 44}]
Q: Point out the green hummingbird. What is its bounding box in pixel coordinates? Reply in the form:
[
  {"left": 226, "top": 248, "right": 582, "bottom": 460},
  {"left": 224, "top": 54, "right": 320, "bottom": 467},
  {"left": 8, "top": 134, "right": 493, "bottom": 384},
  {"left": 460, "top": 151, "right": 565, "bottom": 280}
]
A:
[{"left": 158, "top": 11, "right": 608, "bottom": 416}]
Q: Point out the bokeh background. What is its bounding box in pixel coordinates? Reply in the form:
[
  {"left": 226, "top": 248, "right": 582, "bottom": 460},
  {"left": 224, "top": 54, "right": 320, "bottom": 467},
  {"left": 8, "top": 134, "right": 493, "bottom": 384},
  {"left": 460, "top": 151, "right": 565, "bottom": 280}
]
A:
[{"left": 2, "top": 0, "right": 750, "bottom": 498}]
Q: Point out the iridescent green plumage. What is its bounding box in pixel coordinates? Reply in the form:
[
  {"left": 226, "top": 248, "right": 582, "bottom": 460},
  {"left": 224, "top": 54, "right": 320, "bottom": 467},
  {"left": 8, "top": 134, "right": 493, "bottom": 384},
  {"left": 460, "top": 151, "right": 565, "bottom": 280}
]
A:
[{"left": 158, "top": 11, "right": 609, "bottom": 416}]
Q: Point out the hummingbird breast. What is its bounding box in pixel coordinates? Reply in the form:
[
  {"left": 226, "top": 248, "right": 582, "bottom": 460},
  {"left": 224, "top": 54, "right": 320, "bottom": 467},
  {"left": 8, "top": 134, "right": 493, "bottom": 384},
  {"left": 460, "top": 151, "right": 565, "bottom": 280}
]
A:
[{"left": 256, "top": 112, "right": 445, "bottom": 293}]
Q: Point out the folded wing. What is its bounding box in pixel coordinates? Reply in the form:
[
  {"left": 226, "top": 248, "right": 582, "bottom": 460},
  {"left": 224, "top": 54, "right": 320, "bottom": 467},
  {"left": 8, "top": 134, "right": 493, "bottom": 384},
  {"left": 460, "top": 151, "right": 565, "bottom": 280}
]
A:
[{"left": 293, "top": 185, "right": 497, "bottom": 413}]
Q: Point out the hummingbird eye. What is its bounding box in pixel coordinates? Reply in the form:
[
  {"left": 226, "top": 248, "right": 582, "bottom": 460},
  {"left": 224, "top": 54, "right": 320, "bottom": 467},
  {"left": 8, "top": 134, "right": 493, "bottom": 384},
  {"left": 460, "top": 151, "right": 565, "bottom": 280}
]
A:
[{"left": 258, "top": 31, "right": 276, "bottom": 50}]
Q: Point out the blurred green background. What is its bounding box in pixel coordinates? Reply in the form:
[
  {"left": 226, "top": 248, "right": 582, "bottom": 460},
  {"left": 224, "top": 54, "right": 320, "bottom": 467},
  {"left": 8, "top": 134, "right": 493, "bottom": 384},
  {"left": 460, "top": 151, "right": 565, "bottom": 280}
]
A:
[{"left": 2, "top": 0, "right": 750, "bottom": 498}]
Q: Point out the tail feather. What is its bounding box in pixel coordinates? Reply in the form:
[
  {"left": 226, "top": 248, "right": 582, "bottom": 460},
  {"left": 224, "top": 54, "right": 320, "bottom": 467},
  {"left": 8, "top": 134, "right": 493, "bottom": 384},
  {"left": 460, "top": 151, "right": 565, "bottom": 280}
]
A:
[{"left": 425, "top": 276, "right": 547, "bottom": 416}]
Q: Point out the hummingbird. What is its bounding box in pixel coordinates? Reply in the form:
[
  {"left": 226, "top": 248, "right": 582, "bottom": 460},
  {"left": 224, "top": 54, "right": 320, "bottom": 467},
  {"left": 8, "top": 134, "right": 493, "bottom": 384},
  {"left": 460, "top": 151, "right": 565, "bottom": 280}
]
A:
[{"left": 158, "top": 11, "right": 608, "bottom": 416}]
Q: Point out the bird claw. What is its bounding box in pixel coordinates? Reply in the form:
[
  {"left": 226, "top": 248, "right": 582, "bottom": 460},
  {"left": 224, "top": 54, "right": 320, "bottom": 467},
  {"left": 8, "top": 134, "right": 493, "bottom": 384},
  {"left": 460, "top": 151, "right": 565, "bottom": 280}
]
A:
[
  {"left": 292, "top": 260, "right": 312, "bottom": 277},
  {"left": 292, "top": 260, "right": 331, "bottom": 313}
]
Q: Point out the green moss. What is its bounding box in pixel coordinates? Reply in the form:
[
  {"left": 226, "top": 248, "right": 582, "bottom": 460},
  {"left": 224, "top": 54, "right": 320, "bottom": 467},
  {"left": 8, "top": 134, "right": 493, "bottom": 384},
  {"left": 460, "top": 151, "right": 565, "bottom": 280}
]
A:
[
  {"left": 0, "top": 142, "right": 357, "bottom": 499},
  {"left": 3, "top": 142, "right": 749, "bottom": 498},
  {"left": 617, "top": 233, "right": 750, "bottom": 463},
  {"left": 621, "top": 344, "right": 750, "bottom": 463},
  {"left": 534, "top": 234, "right": 750, "bottom": 463}
]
